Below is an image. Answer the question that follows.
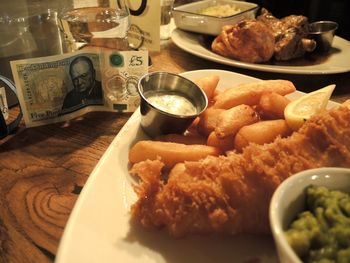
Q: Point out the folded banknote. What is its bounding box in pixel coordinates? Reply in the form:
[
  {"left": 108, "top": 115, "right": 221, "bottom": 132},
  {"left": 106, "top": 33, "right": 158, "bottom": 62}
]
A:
[{"left": 10, "top": 48, "right": 148, "bottom": 127}]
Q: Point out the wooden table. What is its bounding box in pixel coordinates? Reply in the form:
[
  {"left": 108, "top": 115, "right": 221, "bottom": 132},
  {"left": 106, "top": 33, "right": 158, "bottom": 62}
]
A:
[{"left": 1, "top": 40, "right": 350, "bottom": 263}]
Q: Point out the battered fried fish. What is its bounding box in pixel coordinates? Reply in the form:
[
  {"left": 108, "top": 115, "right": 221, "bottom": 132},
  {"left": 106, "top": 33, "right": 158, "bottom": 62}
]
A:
[{"left": 131, "top": 107, "right": 350, "bottom": 237}]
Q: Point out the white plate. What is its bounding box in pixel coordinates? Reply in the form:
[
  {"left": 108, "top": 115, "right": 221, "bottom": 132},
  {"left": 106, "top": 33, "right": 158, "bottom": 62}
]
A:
[
  {"left": 55, "top": 70, "right": 338, "bottom": 263},
  {"left": 171, "top": 28, "right": 350, "bottom": 75}
]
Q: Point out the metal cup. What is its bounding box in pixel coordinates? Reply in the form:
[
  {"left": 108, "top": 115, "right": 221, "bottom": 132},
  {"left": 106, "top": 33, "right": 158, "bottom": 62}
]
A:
[
  {"left": 138, "top": 72, "right": 208, "bottom": 138},
  {"left": 308, "top": 21, "right": 338, "bottom": 53}
]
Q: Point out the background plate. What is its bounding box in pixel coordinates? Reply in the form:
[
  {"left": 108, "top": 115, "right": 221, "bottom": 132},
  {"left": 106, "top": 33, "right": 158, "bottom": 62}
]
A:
[
  {"left": 55, "top": 70, "right": 339, "bottom": 263},
  {"left": 171, "top": 29, "right": 350, "bottom": 75}
]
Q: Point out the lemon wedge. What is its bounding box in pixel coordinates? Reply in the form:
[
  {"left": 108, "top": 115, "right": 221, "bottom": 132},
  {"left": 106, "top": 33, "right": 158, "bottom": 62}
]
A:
[{"left": 284, "top": 84, "right": 336, "bottom": 131}]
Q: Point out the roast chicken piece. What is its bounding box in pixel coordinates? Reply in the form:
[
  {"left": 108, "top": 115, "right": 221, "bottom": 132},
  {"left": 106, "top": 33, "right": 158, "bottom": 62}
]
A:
[
  {"left": 257, "top": 8, "right": 316, "bottom": 61},
  {"left": 211, "top": 9, "right": 316, "bottom": 62},
  {"left": 211, "top": 20, "right": 275, "bottom": 63}
]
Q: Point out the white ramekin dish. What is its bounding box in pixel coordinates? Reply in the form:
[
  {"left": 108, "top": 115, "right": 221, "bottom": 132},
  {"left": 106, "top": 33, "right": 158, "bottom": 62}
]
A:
[
  {"left": 173, "top": 0, "right": 258, "bottom": 36},
  {"left": 269, "top": 167, "right": 350, "bottom": 263}
]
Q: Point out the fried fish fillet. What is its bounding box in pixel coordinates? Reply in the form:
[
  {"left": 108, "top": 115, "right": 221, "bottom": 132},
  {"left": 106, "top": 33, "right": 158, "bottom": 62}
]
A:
[{"left": 131, "top": 107, "right": 350, "bottom": 237}]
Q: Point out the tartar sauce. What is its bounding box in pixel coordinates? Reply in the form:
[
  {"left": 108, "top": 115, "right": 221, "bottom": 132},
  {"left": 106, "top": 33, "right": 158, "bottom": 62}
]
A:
[{"left": 147, "top": 93, "right": 197, "bottom": 116}]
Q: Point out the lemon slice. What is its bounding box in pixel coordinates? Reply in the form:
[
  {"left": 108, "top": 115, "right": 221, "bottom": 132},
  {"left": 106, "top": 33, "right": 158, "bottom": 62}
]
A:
[{"left": 284, "top": 84, "right": 336, "bottom": 131}]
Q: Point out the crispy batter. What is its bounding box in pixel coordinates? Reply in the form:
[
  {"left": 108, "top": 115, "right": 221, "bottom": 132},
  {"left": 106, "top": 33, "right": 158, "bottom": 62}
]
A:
[{"left": 131, "top": 107, "right": 350, "bottom": 237}]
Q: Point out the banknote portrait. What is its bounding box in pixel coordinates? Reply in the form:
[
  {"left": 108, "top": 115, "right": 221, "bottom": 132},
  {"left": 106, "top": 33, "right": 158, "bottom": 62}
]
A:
[
  {"left": 61, "top": 56, "right": 103, "bottom": 114},
  {"left": 126, "top": 76, "right": 139, "bottom": 97}
]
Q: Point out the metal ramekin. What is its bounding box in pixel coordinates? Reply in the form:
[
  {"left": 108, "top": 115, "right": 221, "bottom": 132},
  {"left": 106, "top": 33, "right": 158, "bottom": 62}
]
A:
[{"left": 138, "top": 71, "right": 208, "bottom": 137}]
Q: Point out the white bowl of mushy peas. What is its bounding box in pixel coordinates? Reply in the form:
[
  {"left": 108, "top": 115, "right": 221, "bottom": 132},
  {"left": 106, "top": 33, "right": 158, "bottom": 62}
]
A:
[
  {"left": 138, "top": 71, "right": 208, "bottom": 137},
  {"left": 269, "top": 167, "right": 350, "bottom": 263}
]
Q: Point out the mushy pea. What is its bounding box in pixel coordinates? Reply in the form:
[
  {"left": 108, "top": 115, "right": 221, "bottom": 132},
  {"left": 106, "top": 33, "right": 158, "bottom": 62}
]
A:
[{"left": 285, "top": 185, "right": 350, "bottom": 263}]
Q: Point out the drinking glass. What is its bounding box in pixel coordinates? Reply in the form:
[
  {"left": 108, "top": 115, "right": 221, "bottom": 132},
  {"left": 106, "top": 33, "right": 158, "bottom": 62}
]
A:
[
  {"left": 58, "top": 0, "right": 131, "bottom": 51},
  {"left": 160, "top": 0, "right": 175, "bottom": 40},
  {"left": 0, "top": 7, "right": 65, "bottom": 106}
]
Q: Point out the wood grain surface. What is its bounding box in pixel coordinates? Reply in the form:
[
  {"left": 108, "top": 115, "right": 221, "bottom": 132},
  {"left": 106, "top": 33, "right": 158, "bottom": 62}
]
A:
[{"left": 0, "top": 39, "right": 350, "bottom": 263}]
